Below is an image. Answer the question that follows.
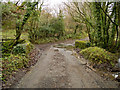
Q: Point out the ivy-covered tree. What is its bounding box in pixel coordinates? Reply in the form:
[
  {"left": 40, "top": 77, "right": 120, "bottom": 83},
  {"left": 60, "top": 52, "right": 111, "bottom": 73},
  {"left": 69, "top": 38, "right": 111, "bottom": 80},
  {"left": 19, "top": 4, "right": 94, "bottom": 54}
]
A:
[
  {"left": 15, "top": 1, "right": 39, "bottom": 42},
  {"left": 65, "top": 1, "right": 119, "bottom": 52}
]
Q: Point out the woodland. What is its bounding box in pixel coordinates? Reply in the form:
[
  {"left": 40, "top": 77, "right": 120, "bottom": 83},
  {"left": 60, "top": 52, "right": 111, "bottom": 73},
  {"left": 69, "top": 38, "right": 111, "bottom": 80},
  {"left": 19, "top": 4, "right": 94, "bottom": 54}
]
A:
[{"left": 1, "top": 0, "right": 120, "bottom": 88}]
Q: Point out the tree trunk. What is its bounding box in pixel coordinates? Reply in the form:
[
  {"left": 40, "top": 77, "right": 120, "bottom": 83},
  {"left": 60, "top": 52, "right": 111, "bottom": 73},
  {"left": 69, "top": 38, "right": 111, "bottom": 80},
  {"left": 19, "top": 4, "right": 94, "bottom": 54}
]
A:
[{"left": 74, "top": 25, "right": 78, "bottom": 34}]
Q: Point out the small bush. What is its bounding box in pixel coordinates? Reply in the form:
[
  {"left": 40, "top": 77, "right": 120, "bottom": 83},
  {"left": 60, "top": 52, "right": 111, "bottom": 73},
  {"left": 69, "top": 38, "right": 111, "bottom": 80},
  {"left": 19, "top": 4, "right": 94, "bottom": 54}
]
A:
[
  {"left": 13, "top": 45, "right": 25, "bottom": 54},
  {"left": 80, "top": 47, "right": 118, "bottom": 70},
  {"left": 25, "top": 41, "right": 34, "bottom": 54},
  {"left": 2, "top": 39, "right": 26, "bottom": 57},
  {"left": 12, "top": 41, "right": 33, "bottom": 55},
  {"left": 2, "top": 40, "right": 15, "bottom": 57},
  {"left": 75, "top": 40, "right": 90, "bottom": 49}
]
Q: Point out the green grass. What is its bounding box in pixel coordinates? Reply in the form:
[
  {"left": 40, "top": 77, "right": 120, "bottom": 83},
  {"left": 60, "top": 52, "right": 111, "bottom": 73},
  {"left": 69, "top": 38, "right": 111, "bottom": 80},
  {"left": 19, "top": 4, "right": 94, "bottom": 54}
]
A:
[
  {"left": 2, "top": 30, "right": 28, "bottom": 40},
  {"left": 2, "top": 30, "right": 16, "bottom": 39}
]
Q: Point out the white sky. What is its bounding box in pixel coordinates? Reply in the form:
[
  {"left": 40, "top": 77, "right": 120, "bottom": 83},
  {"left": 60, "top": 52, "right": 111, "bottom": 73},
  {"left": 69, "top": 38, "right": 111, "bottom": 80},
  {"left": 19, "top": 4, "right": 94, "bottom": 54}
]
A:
[
  {"left": 48, "top": 0, "right": 65, "bottom": 5},
  {"left": 43, "top": 0, "right": 68, "bottom": 15},
  {"left": 1, "top": 0, "right": 67, "bottom": 6},
  {"left": 1, "top": 0, "right": 67, "bottom": 11},
  {"left": 45, "top": 0, "right": 67, "bottom": 9},
  {"left": 1, "top": 0, "right": 68, "bottom": 15}
]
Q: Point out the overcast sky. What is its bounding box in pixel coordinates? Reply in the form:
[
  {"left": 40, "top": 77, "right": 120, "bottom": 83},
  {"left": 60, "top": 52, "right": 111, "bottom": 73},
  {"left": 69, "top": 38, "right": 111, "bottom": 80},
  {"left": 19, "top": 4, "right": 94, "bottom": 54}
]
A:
[
  {"left": 48, "top": 0, "right": 65, "bottom": 5},
  {"left": 41, "top": 0, "right": 68, "bottom": 15},
  {"left": 1, "top": 0, "right": 67, "bottom": 6},
  {"left": 1, "top": 0, "right": 67, "bottom": 12},
  {"left": 45, "top": 0, "right": 67, "bottom": 10}
]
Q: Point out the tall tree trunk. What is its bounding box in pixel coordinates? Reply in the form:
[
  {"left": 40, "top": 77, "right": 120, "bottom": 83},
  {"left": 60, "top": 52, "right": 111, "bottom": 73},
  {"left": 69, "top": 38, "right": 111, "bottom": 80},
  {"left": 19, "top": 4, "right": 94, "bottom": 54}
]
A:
[
  {"left": 86, "top": 24, "right": 92, "bottom": 43},
  {"left": 115, "top": 2, "right": 119, "bottom": 48},
  {"left": 15, "top": 2, "right": 38, "bottom": 42},
  {"left": 93, "top": 2, "right": 102, "bottom": 46}
]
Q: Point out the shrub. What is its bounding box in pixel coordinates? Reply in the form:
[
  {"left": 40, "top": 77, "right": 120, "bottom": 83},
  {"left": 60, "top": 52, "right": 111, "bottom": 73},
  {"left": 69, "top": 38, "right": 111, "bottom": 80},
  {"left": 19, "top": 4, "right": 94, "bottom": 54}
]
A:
[
  {"left": 86, "top": 42, "right": 91, "bottom": 47},
  {"left": 80, "top": 47, "right": 118, "bottom": 70},
  {"left": 25, "top": 40, "right": 34, "bottom": 54},
  {"left": 75, "top": 40, "right": 90, "bottom": 49},
  {"left": 13, "top": 45, "right": 26, "bottom": 54},
  {"left": 2, "top": 39, "right": 26, "bottom": 57},
  {"left": 12, "top": 41, "right": 34, "bottom": 55},
  {"left": 28, "top": 26, "right": 55, "bottom": 42},
  {"left": 2, "top": 40, "right": 15, "bottom": 57}
]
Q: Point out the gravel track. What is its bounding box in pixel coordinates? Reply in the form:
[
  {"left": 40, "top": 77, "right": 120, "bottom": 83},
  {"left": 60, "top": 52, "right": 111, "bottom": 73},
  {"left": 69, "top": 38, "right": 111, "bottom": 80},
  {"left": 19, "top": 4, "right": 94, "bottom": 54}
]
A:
[{"left": 15, "top": 40, "right": 118, "bottom": 88}]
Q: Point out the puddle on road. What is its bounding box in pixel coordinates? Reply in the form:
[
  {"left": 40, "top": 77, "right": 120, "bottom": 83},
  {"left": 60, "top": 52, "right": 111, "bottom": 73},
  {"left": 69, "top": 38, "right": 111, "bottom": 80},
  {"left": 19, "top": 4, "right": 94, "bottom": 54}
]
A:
[
  {"left": 52, "top": 43, "right": 84, "bottom": 64},
  {"left": 53, "top": 45, "right": 73, "bottom": 56},
  {"left": 52, "top": 43, "right": 83, "bottom": 60},
  {"left": 66, "top": 50, "right": 73, "bottom": 54},
  {"left": 53, "top": 43, "right": 74, "bottom": 49},
  {"left": 53, "top": 48, "right": 72, "bottom": 55}
]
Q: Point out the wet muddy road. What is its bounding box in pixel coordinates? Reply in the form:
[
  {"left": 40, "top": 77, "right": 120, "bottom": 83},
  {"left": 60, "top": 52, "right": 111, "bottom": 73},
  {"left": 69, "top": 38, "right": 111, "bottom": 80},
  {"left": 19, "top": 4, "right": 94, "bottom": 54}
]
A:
[{"left": 15, "top": 41, "right": 118, "bottom": 88}]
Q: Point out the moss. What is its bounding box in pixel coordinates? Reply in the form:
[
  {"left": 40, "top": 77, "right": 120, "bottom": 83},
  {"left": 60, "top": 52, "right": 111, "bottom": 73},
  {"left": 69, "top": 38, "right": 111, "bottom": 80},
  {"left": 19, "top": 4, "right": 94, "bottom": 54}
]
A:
[
  {"left": 65, "top": 45, "right": 74, "bottom": 50},
  {"left": 25, "top": 40, "right": 34, "bottom": 55},
  {"left": 80, "top": 47, "right": 118, "bottom": 70},
  {"left": 75, "top": 40, "right": 90, "bottom": 49}
]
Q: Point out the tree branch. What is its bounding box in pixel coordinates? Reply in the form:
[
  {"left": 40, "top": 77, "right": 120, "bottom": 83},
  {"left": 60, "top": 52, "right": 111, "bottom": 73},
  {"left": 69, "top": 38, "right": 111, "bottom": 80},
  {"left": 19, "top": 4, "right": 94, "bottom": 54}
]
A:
[{"left": 99, "top": 3, "right": 118, "bottom": 26}]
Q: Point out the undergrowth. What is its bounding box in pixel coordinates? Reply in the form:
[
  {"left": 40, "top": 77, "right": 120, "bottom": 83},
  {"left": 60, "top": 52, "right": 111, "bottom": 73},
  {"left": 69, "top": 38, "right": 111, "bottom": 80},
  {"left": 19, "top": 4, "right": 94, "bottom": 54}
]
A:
[
  {"left": 2, "top": 40, "right": 34, "bottom": 86},
  {"left": 30, "top": 32, "right": 87, "bottom": 44},
  {"left": 2, "top": 54, "right": 29, "bottom": 83},
  {"left": 75, "top": 40, "right": 91, "bottom": 49},
  {"left": 80, "top": 47, "right": 118, "bottom": 71}
]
